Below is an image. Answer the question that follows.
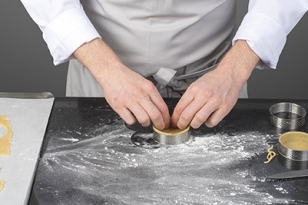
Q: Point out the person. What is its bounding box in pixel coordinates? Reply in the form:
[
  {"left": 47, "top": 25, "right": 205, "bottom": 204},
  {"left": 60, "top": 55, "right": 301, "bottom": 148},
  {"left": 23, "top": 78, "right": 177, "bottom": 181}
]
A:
[{"left": 21, "top": 0, "right": 308, "bottom": 130}]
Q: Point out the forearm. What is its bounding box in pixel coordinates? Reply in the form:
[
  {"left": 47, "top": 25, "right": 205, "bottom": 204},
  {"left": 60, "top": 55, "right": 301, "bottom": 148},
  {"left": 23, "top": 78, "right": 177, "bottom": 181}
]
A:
[
  {"left": 73, "top": 38, "right": 123, "bottom": 84},
  {"left": 215, "top": 40, "right": 260, "bottom": 91}
]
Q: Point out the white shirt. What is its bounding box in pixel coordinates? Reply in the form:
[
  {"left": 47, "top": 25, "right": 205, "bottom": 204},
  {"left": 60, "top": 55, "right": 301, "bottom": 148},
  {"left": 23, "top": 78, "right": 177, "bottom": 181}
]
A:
[
  {"left": 21, "top": 0, "right": 308, "bottom": 68},
  {"left": 20, "top": 0, "right": 308, "bottom": 97}
]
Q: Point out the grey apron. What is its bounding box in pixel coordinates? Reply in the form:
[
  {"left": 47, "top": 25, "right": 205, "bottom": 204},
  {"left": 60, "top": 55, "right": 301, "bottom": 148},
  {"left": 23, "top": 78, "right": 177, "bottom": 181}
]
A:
[{"left": 66, "top": 0, "right": 248, "bottom": 98}]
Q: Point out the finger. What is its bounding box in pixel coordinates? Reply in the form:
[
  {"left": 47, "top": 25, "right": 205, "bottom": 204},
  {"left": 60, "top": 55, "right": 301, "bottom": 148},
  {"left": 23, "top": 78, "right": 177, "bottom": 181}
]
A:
[
  {"left": 204, "top": 109, "right": 223, "bottom": 128},
  {"left": 174, "top": 97, "right": 207, "bottom": 129},
  {"left": 204, "top": 103, "right": 233, "bottom": 128},
  {"left": 128, "top": 103, "right": 152, "bottom": 127},
  {"left": 117, "top": 107, "right": 137, "bottom": 125},
  {"left": 148, "top": 91, "right": 170, "bottom": 128},
  {"left": 139, "top": 88, "right": 170, "bottom": 129},
  {"left": 171, "top": 92, "right": 194, "bottom": 128},
  {"left": 190, "top": 100, "right": 220, "bottom": 129},
  {"left": 138, "top": 100, "right": 166, "bottom": 130}
]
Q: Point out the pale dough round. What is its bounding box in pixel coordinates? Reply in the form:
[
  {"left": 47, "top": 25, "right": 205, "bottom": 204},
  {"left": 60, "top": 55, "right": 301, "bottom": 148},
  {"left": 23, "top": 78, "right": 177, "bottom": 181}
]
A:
[
  {"left": 280, "top": 131, "right": 308, "bottom": 150},
  {"left": 153, "top": 126, "right": 190, "bottom": 136},
  {"left": 0, "top": 115, "right": 13, "bottom": 192},
  {"left": 0, "top": 180, "right": 4, "bottom": 192},
  {"left": 0, "top": 115, "right": 13, "bottom": 156}
]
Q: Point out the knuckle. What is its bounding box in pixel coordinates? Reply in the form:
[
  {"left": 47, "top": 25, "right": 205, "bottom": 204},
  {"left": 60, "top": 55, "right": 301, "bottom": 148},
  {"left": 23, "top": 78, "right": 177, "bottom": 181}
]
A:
[
  {"left": 194, "top": 113, "right": 205, "bottom": 124},
  {"left": 220, "top": 101, "right": 233, "bottom": 114},
  {"left": 174, "top": 106, "right": 184, "bottom": 115},
  {"left": 190, "top": 83, "right": 200, "bottom": 93},
  {"left": 150, "top": 112, "right": 161, "bottom": 122},
  {"left": 213, "top": 96, "right": 223, "bottom": 105},
  {"left": 220, "top": 105, "right": 229, "bottom": 114},
  {"left": 205, "top": 115, "right": 221, "bottom": 128},
  {"left": 160, "top": 105, "right": 169, "bottom": 114},
  {"left": 138, "top": 116, "right": 150, "bottom": 126},
  {"left": 181, "top": 110, "right": 193, "bottom": 122},
  {"left": 143, "top": 80, "right": 155, "bottom": 91},
  {"left": 190, "top": 114, "right": 204, "bottom": 129},
  {"left": 109, "top": 97, "right": 123, "bottom": 109},
  {"left": 200, "top": 89, "right": 214, "bottom": 99},
  {"left": 205, "top": 120, "right": 216, "bottom": 128}
]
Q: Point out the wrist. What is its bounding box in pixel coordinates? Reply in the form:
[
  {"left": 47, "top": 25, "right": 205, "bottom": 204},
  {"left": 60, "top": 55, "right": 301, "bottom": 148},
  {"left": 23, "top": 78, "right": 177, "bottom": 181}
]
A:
[{"left": 218, "top": 40, "right": 260, "bottom": 89}]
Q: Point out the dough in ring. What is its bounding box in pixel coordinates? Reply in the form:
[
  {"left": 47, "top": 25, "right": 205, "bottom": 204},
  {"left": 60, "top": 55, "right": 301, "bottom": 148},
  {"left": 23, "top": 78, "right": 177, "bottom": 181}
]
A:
[
  {"left": 280, "top": 131, "right": 308, "bottom": 150},
  {"left": 153, "top": 126, "right": 190, "bottom": 136}
]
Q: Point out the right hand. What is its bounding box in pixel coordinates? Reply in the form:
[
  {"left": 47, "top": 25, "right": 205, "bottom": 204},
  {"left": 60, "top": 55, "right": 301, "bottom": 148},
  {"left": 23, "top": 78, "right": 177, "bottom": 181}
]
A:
[
  {"left": 100, "top": 62, "right": 170, "bottom": 129},
  {"left": 74, "top": 38, "right": 170, "bottom": 130}
]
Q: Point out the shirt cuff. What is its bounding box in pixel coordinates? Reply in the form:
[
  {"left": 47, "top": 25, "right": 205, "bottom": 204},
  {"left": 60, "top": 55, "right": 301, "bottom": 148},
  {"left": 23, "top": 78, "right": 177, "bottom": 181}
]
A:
[
  {"left": 233, "top": 12, "right": 287, "bottom": 69},
  {"left": 42, "top": 8, "right": 101, "bottom": 65}
]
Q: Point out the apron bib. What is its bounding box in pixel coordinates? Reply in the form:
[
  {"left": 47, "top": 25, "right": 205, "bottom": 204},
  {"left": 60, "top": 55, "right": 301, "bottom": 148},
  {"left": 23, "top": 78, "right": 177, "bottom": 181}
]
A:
[{"left": 66, "top": 0, "right": 248, "bottom": 98}]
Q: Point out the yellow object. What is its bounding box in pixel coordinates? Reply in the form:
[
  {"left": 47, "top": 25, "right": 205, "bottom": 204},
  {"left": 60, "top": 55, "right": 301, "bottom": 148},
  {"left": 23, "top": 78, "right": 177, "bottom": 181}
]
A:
[
  {"left": 0, "top": 115, "right": 12, "bottom": 192},
  {"left": 0, "top": 180, "right": 4, "bottom": 192},
  {"left": 279, "top": 131, "right": 308, "bottom": 151},
  {"left": 0, "top": 168, "right": 4, "bottom": 192},
  {"left": 264, "top": 145, "right": 276, "bottom": 164},
  {"left": 0, "top": 115, "right": 13, "bottom": 156},
  {"left": 153, "top": 126, "right": 190, "bottom": 136}
]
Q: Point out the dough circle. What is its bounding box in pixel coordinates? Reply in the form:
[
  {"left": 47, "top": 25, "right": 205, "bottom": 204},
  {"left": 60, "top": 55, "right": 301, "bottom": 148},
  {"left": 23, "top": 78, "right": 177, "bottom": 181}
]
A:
[
  {"left": 0, "top": 115, "right": 13, "bottom": 156},
  {"left": 0, "top": 168, "right": 4, "bottom": 191},
  {"left": 0, "top": 115, "right": 12, "bottom": 192},
  {"left": 279, "top": 131, "right": 308, "bottom": 151},
  {"left": 0, "top": 180, "right": 4, "bottom": 192}
]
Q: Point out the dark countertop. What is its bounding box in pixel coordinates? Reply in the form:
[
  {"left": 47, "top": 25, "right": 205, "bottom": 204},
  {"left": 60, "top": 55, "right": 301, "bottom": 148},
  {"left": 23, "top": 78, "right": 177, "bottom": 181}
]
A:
[{"left": 28, "top": 98, "right": 308, "bottom": 205}]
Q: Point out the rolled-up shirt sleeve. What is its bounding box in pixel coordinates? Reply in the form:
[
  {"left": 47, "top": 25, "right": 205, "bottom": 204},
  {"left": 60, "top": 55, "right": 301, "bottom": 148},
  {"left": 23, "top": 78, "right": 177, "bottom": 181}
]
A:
[
  {"left": 233, "top": 0, "right": 308, "bottom": 69},
  {"left": 20, "top": 0, "right": 101, "bottom": 65}
]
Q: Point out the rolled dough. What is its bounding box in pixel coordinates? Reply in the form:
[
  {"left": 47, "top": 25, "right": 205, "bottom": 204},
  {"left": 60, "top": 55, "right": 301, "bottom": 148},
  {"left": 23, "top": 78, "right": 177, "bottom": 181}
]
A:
[
  {"left": 0, "top": 180, "right": 4, "bottom": 192},
  {"left": 0, "top": 168, "right": 4, "bottom": 191},
  {"left": 0, "top": 115, "right": 13, "bottom": 156},
  {"left": 0, "top": 115, "right": 12, "bottom": 192}
]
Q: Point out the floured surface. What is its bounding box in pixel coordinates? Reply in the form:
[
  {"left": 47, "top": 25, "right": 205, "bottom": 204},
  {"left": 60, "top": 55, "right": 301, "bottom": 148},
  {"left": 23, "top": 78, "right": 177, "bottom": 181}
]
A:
[
  {"left": 0, "top": 97, "right": 54, "bottom": 205},
  {"left": 32, "top": 118, "right": 299, "bottom": 205}
]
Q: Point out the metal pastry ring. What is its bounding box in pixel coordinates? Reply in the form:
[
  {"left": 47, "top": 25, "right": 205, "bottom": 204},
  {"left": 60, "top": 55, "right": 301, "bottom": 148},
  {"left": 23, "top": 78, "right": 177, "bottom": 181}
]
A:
[
  {"left": 152, "top": 126, "right": 190, "bottom": 145},
  {"left": 269, "top": 102, "right": 306, "bottom": 130},
  {"left": 278, "top": 131, "right": 308, "bottom": 161}
]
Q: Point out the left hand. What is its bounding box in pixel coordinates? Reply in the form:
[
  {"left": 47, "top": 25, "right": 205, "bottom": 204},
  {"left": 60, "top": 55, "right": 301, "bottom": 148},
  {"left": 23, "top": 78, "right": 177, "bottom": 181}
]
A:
[{"left": 171, "top": 40, "right": 260, "bottom": 129}]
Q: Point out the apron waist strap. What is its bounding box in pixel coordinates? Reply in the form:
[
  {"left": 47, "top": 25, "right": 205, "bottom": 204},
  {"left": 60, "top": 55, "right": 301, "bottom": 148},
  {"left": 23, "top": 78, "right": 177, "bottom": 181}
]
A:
[{"left": 153, "top": 63, "right": 217, "bottom": 89}]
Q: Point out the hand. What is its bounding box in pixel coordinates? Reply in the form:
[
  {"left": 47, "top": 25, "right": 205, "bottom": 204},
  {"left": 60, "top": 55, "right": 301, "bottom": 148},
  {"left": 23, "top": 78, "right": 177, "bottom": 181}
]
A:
[
  {"left": 100, "top": 62, "right": 170, "bottom": 130},
  {"left": 74, "top": 38, "right": 170, "bottom": 130},
  {"left": 171, "top": 40, "right": 260, "bottom": 129}
]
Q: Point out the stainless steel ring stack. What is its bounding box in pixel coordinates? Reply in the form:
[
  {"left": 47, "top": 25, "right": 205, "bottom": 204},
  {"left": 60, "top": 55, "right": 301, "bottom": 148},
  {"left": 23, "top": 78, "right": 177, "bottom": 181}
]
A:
[{"left": 269, "top": 102, "right": 306, "bottom": 130}]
